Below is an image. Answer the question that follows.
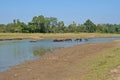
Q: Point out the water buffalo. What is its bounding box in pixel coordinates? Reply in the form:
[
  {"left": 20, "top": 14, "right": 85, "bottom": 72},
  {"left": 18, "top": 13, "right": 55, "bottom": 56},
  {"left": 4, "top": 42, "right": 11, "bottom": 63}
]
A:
[
  {"left": 64, "top": 39, "right": 72, "bottom": 41},
  {"left": 53, "top": 38, "right": 72, "bottom": 42},
  {"left": 53, "top": 39, "right": 64, "bottom": 42},
  {"left": 75, "top": 38, "right": 82, "bottom": 42}
]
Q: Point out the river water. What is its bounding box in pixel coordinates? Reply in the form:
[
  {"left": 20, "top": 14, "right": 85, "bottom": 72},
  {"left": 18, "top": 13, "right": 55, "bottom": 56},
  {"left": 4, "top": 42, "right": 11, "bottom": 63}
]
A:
[{"left": 0, "top": 37, "right": 120, "bottom": 72}]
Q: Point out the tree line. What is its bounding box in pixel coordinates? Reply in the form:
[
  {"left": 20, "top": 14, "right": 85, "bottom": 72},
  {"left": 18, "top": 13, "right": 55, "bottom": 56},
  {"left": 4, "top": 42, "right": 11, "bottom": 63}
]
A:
[{"left": 0, "top": 15, "right": 120, "bottom": 33}]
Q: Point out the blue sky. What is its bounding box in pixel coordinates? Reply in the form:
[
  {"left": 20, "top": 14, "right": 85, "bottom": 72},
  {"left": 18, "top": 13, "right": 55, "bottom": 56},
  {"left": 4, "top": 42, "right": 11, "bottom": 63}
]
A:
[{"left": 0, "top": 0, "right": 120, "bottom": 25}]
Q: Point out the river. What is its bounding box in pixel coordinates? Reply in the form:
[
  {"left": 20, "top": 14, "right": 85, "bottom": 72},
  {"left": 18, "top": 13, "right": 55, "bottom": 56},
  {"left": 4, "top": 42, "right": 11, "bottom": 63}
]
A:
[{"left": 0, "top": 37, "right": 120, "bottom": 72}]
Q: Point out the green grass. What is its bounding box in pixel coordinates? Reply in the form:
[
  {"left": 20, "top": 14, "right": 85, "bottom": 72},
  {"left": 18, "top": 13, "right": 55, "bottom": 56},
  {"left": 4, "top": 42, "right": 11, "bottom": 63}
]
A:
[
  {"left": 33, "top": 48, "right": 52, "bottom": 56},
  {"left": 86, "top": 47, "right": 120, "bottom": 80}
]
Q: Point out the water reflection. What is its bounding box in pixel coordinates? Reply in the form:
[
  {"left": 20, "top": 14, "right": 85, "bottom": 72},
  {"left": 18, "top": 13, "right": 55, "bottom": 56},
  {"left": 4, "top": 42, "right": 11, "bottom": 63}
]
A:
[{"left": 33, "top": 48, "right": 52, "bottom": 57}]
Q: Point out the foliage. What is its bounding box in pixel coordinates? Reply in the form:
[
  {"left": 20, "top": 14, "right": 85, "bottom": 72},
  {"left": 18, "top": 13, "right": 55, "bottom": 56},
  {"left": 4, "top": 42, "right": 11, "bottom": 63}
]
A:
[
  {"left": 84, "top": 19, "right": 96, "bottom": 33},
  {"left": 0, "top": 15, "right": 120, "bottom": 33}
]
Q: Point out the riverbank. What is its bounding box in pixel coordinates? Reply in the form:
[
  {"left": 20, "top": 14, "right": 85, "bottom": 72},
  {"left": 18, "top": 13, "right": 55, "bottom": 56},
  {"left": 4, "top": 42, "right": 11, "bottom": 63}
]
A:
[
  {"left": 0, "top": 40, "right": 120, "bottom": 80},
  {"left": 0, "top": 33, "right": 120, "bottom": 40}
]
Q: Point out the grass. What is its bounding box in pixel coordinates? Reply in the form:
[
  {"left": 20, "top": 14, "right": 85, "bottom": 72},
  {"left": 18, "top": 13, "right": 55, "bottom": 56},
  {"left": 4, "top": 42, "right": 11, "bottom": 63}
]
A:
[
  {"left": 0, "top": 33, "right": 120, "bottom": 40},
  {"left": 33, "top": 48, "right": 52, "bottom": 56},
  {"left": 86, "top": 47, "right": 120, "bottom": 80}
]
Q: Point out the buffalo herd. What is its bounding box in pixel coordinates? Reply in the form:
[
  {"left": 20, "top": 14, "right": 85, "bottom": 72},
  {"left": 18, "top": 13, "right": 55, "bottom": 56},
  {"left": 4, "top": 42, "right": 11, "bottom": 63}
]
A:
[
  {"left": 53, "top": 39, "right": 72, "bottom": 42},
  {"left": 53, "top": 38, "right": 88, "bottom": 42}
]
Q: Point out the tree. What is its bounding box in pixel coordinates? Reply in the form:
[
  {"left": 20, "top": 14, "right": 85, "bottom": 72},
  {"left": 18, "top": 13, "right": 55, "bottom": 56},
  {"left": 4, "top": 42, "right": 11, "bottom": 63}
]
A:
[
  {"left": 77, "top": 24, "right": 86, "bottom": 32},
  {"left": 0, "top": 15, "right": 120, "bottom": 33},
  {"left": 49, "top": 17, "right": 58, "bottom": 33},
  {"left": 68, "top": 21, "right": 77, "bottom": 32},
  {"left": 57, "top": 21, "right": 65, "bottom": 33},
  {"left": 84, "top": 19, "right": 96, "bottom": 33}
]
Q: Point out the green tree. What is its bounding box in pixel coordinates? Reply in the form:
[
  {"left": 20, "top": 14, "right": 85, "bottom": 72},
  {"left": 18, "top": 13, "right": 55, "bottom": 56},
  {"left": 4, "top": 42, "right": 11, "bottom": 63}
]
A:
[
  {"left": 84, "top": 19, "right": 96, "bottom": 33},
  {"left": 76, "top": 24, "right": 86, "bottom": 32},
  {"left": 49, "top": 17, "right": 58, "bottom": 33},
  {"left": 68, "top": 21, "right": 77, "bottom": 32}
]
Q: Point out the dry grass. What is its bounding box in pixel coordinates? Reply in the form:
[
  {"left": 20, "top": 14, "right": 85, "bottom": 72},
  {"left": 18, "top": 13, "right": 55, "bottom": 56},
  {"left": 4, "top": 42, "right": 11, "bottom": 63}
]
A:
[
  {"left": 86, "top": 47, "right": 120, "bottom": 80},
  {"left": 0, "top": 33, "right": 120, "bottom": 40}
]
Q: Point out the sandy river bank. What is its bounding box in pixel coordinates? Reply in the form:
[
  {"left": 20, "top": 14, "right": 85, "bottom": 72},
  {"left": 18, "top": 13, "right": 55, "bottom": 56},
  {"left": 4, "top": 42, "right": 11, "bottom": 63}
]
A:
[{"left": 0, "top": 40, "right": 120, "bottom": 80}]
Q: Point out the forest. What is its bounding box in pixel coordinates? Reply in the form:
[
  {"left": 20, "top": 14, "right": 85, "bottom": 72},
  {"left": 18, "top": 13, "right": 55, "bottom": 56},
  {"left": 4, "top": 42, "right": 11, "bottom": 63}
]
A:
[{"left": 0, "top": 15, "right": 120, "bottom": 33}]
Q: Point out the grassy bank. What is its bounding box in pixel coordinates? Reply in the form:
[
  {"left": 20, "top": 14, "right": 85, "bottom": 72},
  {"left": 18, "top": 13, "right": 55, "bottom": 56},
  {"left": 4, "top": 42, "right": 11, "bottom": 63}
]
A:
[
  {"left": 0, "top": 33, "right": 120, "bottom": 40},
  {"left": 86, "top": 46, "right": 120, "bottom": 80}
]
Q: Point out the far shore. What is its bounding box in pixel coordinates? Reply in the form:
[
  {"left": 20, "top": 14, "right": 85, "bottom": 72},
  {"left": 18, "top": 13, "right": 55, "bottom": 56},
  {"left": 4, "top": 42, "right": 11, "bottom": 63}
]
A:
[{"left": 0, "top": 33, "right": 120, "bottom": 41}]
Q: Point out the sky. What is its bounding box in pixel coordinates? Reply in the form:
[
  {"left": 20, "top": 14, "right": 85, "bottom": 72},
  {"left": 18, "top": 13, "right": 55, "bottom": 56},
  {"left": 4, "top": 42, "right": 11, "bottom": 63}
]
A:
[{"left": 0, "top": 0, "right": 120, "bottom": 25}]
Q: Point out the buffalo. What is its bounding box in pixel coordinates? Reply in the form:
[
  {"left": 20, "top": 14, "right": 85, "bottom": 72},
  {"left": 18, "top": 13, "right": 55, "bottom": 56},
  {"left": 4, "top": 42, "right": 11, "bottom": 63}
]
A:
[{"left": 53, "top": 38, "right": 72, "bottom": 42}]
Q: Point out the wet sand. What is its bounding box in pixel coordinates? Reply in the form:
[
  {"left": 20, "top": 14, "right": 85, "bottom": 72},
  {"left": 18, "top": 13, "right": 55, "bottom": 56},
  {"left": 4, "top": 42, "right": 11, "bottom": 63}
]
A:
[{"left": 0, "top": 41, "right": 120, "bottom": 80}]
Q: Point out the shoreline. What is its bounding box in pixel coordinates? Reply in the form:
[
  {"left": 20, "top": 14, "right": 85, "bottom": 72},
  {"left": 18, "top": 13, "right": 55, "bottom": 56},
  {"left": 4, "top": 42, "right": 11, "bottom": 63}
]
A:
[
  {"left": 0, "top": 35, "right": 120, "bottom": 41},
  {"left": 0, "top": 36, "right": 120, "bottom": 40},
  {"left": 0, "top": 33, "right": 120, "bottom": 41},
  {"left": 0, "top": 40, "right": 120, "bottom": 80}
]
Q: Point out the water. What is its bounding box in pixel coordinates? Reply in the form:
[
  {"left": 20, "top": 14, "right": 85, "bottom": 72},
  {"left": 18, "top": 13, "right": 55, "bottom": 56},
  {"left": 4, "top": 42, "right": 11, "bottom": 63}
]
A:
[{"left": 0, "top": 37, "right": 120, "bottom": 72}]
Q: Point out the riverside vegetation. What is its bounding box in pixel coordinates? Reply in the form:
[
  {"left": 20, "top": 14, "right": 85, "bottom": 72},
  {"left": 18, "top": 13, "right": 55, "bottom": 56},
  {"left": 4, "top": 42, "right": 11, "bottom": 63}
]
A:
[{"left": 0, "top": 15, "right": 120, "bottom": 33}]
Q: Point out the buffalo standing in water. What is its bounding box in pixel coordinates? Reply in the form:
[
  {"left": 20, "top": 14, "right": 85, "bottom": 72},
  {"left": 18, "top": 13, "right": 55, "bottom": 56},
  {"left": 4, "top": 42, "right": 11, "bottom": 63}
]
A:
[
  {"left": 75, "top": 38, "right": 89, "bottom": 42},
  {"left": 53, "top": 39, "right": 72, "bottom": 42},
  {"left": 75, "top": 38, "right": 82, "bottom": 42},
  {"left": 64, "top": 39, "right": 72, "bottom": 41}
]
